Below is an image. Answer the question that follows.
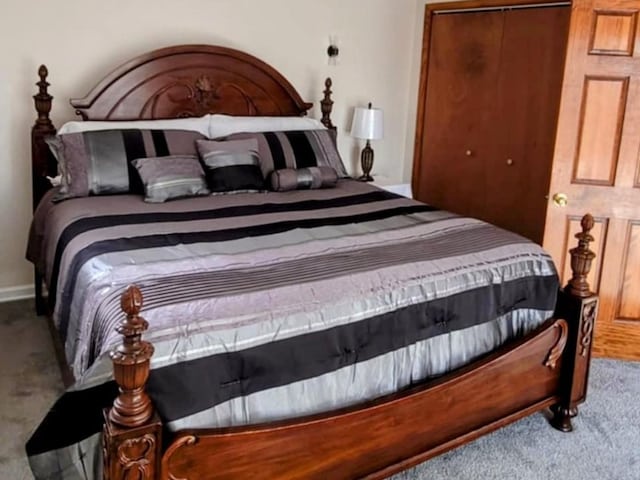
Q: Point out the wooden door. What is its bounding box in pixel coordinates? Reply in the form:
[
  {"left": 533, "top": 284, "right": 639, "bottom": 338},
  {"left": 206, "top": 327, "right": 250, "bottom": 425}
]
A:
[
  {"left": 487, "top": 6, "right": 571, "bottom": 244},
  {"left": 543, "top": 0, "right": 640, "bottom": 359},
  {"left": 413, "top": 9, "right": 505, "bottom": 221}
]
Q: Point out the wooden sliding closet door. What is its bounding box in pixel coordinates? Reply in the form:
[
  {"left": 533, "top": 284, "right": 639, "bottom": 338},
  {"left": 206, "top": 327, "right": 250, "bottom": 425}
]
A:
[
  {"left": 543, "top": 0, "right": 640, "bottom": 359},
  {"left": 415, "top": 10, "right": 505, "bottom": 221}
]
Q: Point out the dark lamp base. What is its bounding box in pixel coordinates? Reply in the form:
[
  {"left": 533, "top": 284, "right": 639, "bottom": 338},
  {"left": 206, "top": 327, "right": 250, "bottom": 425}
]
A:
[{"left": 360, "top": 140, "right": 375, "bottom": 182}]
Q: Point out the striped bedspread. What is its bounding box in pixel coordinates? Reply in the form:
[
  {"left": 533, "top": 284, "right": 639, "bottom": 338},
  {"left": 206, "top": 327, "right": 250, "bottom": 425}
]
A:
[{"left": 26, "top": 180, "right": 558, "bottom": 480}]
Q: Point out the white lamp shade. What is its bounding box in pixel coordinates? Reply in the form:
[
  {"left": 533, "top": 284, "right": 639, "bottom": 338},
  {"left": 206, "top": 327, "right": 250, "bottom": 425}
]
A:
[{"left": 350, "top": 106, "right": 384, "bottom": 140}]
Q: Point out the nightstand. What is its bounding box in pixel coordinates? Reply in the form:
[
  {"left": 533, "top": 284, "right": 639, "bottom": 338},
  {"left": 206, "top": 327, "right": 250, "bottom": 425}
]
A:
[{"left": 368, "top": 176, "right": 413, "bottom": 199}]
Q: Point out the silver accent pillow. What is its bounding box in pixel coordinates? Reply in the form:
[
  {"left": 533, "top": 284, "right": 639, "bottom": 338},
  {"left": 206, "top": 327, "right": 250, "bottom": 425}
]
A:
[
  {"left": 269, "top": 167, "right": 339, "bottom": 192},
  {"left": 132, "top": 155, "right": 210, "bottom": 203}
]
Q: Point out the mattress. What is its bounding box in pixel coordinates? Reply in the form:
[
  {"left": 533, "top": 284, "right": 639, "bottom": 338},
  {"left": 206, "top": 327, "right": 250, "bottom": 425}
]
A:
[{"left": 26, "top": 180, "right": 558, "bottom": 480}]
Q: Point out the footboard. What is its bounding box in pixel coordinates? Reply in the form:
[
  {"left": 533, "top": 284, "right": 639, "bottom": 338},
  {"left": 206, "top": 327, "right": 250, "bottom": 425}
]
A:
[
  {"left": 162, "top": 318, "right": 568, "bottom": 480},
  {"left": 102, "top": 215, "right": 598, "bottom": 480}
]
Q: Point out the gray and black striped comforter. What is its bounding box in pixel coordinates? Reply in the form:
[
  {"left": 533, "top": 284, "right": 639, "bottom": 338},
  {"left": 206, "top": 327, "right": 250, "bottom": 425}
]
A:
[{"left": 26, "top": 180, "right": 558, "bottom": 480}]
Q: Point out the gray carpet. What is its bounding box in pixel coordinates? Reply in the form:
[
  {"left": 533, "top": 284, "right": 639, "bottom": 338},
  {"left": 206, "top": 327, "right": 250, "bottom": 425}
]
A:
[{"left": 1, "top": 299, "right": 638, "bottom": 480}]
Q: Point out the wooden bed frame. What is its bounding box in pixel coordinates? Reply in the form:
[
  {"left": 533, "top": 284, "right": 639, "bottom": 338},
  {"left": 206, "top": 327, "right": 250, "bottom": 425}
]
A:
[{"left": 30, "top": 45, "right": 599, "bottom": 480}]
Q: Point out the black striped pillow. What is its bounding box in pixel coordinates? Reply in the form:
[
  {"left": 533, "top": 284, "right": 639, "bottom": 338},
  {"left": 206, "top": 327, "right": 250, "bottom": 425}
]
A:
[
  {"left": 224, "top": 129, "right": 348, "bottom": 179},
  {"left": 51, "top": 129, "right": 205, "bottom": 201},
  {"left": 196, "top": 139, "right": 266, "bottom": 193}
]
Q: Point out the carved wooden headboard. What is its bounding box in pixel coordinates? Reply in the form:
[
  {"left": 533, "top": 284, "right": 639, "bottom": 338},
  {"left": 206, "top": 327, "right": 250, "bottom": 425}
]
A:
[
  {"left": 70, "top": 44, "right": 313, "bottom": 120},
  {"left": 31, "top": 44, "right": 335, "bottom": 207}
]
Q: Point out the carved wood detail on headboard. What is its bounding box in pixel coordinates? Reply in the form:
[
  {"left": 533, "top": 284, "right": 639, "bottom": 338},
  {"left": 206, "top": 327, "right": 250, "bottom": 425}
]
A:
[
  {"left": 71, "top": 45, "right": 313, "bottom": 120},
  {"left": 136, "top": 74, "right": 262, "bottom": 119}
]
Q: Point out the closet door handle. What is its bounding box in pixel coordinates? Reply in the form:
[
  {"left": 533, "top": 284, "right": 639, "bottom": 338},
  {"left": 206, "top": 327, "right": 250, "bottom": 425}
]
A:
[
  {"left": 465, "top": 150, "right": 473, "bottom": 157},
  {"left": 506, "top": 158, "right": 514, "bottom": 166}
]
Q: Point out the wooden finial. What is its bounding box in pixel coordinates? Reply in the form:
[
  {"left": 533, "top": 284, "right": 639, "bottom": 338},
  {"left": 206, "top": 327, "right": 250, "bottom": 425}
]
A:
[
  {"left": 566, "top": 214, "right": 596, "bottom": 298},
  {"left": 37, "top": 65, "right": 49, "bottom": 90},
  {"left": 320, "top": 77, "right": 335, "bottom": 130},
  {"left": 33, "top": 65, "right": 53, "bottom": 127},
  {"left": 109, "top": 285, "right": 155, "bottom": 428},
  {"left": 121, "top": 285, "right": 143, "bottom": 316}
]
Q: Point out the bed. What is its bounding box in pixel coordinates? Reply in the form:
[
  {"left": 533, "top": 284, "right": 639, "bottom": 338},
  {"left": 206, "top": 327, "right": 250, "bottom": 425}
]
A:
[{"left": 26, "top": 45, "right": 599, "bottom": 480}]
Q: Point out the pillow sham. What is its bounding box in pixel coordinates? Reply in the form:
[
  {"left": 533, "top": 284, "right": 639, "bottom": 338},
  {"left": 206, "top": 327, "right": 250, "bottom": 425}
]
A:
[
  {"left": 269, "top": 167, "right": 338, "bottom": 192},
  {"left": 58, "top": 115, "right": 211, "bottom": 136},
  {"left": 51, "top": 129, "right": 205, "bottom": 200},
  {"left": 223, "top": 129, "right": 348, "bottom": 179},
  {"left": 195, "top": 139, "right": 265, "bottom": 193},
  {"left": 209, "top": 114, "right": 326, "bottom": 139},
  {"left": 132, "top": 155, "right": 210, "bottom": 203}
]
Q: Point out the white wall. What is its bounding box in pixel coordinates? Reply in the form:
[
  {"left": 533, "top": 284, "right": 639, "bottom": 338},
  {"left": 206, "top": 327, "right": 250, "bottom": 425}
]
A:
[{"left": 0, "top": 0, "right": 420, "bottom": 292}]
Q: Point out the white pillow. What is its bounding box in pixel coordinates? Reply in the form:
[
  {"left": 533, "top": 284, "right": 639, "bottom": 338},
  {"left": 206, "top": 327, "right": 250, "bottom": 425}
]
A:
[
  {"left": 57, "top": 115, "right": 211, "bottom": 136},
  {"left": 209, "top": 114, "right": 326, "bottom": 139}
]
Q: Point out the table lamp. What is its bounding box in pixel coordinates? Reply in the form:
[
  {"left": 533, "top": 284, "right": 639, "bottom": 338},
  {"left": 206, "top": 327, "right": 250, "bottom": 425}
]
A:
[{"left": 350, "top": 103, "right": 384, "bottom": 181}]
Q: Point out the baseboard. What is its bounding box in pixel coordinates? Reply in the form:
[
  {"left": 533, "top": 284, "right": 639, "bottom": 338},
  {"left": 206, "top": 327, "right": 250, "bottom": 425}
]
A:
[{"left": 0, "top": 284, "right": 35, "bottom": 303}]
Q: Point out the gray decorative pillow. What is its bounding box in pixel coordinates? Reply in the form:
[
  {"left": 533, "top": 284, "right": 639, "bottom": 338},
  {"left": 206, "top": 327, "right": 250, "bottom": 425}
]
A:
[
  {"left": 132, "top": 155, "right": 210, "bottom": 203},
  {"left": 223, "top": 129, "right": 348, "bottom": 179},
  {"left": 269, "top": 167, "right": 338, "bottom": 192},
  {"left": 49, "top": 129, "right": 206, "bottom": 201},
  {"left": 196, "top": 139, "right": 265, "bottom": 193}
]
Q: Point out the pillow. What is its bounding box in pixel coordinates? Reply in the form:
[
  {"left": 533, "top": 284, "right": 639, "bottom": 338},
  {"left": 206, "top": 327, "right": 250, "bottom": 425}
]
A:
[
  {"left": 224, "top": 129, "right": 348, "bottom": 179},
  {"left": 50, "top": 129, "right": 205, "bottom": 200},
  {"left": 196, "top": 139, "right": 265, "bottom": 193},
  {"left": 269, "top": 167, "right": 338, "bottom": 192},
  {"left": 209, "top": 114, "right": 326, "bottom": 139},
  {"left": 132, "top": 155, "right": 210, "bottom": 203},
  {"left": 58, "top": 115, "right": 211, "bottom": 136}
]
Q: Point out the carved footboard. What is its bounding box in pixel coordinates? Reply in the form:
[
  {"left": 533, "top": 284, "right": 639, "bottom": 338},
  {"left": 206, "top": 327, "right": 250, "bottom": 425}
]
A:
[{"left": 102, "top": 215, "right": 598, "bottom": 480}]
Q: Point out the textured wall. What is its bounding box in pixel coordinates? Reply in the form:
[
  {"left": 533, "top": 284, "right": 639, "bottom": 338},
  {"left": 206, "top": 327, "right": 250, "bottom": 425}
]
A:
[{"left": 0, "top": 0, "right": 420, "bottom": 291}]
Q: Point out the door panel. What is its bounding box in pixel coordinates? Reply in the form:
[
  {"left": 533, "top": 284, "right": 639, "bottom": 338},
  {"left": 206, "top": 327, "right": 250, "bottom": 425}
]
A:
[
  {"left": 590, "top": 11, "right": 638, "bottom": 55},
  {"left": 593, "top": 218, "right": 640, "bottom": 357},
  {"left": 414, "top": 11, "right": 504, "bottom": 220},
  {"left": 617, "top": 221, "right": 640, "bottom": 319},
  {"left": 487, "top": 6, "right": 570, "bottom": 244},
  {"left": 544, "top": 0, "right": 640, "bottom": 359},
  {"left": 572, "top": 75, "right": 629, "bottom": 185}
]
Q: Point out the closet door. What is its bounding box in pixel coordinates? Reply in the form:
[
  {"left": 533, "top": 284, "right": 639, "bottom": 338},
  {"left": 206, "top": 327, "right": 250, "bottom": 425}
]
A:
[
  {"left": 413, "top": 10, "right": 504, "bottom": 220},
  {"left": 486, "top": 5, "right": 571, "bottom": 244}
]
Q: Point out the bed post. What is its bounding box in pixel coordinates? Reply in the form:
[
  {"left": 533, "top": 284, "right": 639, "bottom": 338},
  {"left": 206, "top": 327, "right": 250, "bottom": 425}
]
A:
[
  {"left": 32, "top": 65, "right": 57, "bottom": 315},
  {"left": 32, "top": 64, "right": 57, "bottom": 207},
  {"left": 103, "top": 286, "right": 162, "bottom": 480},
  {"left": 551, "top": 214, "right": 598, "bottom": 432},
  {"left": 320, "top": 77, "right": 336, "bottom": 131}
]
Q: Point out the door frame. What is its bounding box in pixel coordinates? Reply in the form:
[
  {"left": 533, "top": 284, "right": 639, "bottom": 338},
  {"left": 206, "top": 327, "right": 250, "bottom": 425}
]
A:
[{"left": 411, "top": 0, "right": 573, "bottom": 196}]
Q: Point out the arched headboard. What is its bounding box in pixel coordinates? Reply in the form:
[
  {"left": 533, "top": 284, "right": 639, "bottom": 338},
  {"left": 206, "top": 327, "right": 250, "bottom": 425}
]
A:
[
  {"left": 70, "top": 45, "right": 313, "bottom": 120},
  {"left": 31, "top": 44, "right": 335, "bottom": 208}
]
